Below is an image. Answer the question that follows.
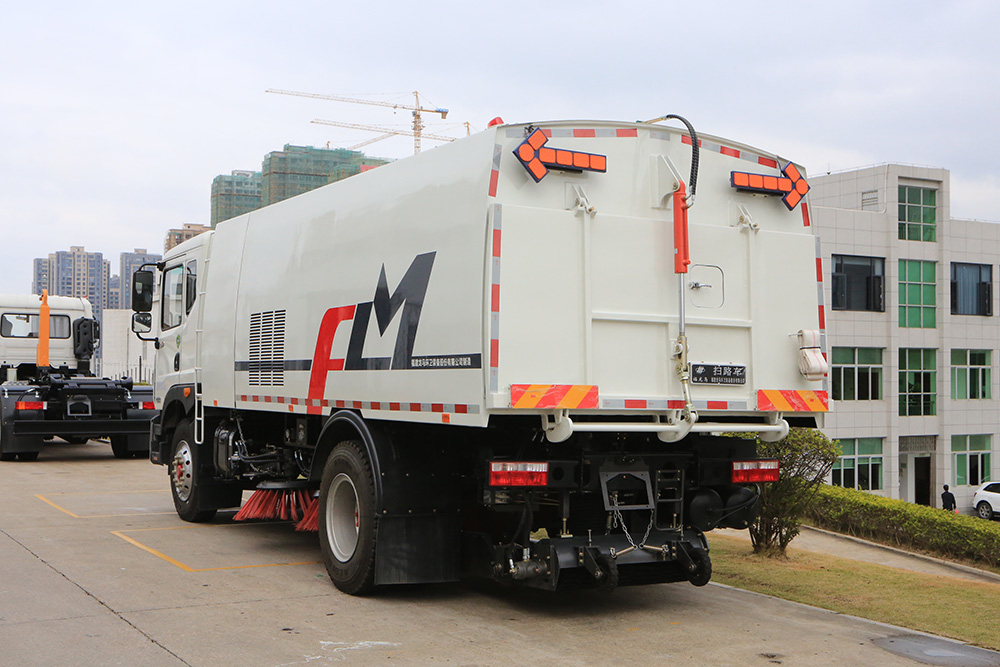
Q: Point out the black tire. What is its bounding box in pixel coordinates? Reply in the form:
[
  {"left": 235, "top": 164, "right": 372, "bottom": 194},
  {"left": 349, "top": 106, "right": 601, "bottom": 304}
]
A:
[
  {"left": 62, "top": 436, "right": 89, "bottom": 445},
  {"left": 109, "top": 436, "right": 143, "bottom": 459},
  {"left": 0, "top": 453, "right": 15, "bottom": 462},
  {"left": 169, "top": 419, "right": 216, "bottom": 523},
  {"left": 687, "top": 548, "right": 712, "bottom": 587},
  {"left": 319, "top": 440, "right": 377, "bottom": 595},
  {"left": 977, "top": 501, "right": 994, "bottom": 520},
  {"left": 16, "top": 451, "right": 39, "bottom": 461}
]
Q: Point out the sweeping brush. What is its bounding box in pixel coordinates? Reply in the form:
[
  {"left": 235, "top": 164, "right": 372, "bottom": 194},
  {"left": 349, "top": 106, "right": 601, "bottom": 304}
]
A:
[
  {"left": 295, "top": 492, "right": 320, "bottom": 532},
  {"left": 234, "top": 482, "right": 315, "bottom": 523}
]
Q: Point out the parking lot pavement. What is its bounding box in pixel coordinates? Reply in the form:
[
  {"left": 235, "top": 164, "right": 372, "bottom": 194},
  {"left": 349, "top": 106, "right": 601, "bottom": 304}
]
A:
[{"left": 3, "top": 439, "right": 999, "bottom": 666}]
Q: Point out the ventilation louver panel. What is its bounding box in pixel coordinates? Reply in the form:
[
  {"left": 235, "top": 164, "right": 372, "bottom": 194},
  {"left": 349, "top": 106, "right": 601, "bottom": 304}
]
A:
[{"left": 248, "top": 310, "right": 286, "bottom": 386}]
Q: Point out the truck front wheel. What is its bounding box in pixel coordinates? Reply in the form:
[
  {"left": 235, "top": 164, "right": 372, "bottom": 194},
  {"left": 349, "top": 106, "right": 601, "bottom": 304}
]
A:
[
  {"left": 319, "top": 440, "right": 376, "bottom": 595},
  {"left": 169, "top": 419, "right": 216, "bottom": 523}
]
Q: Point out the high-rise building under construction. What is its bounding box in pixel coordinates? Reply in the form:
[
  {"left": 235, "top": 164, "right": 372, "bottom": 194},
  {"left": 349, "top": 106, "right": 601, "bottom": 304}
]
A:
[
  {"left": 260, "top": 145, "right": 389, "bottom": 207},
  {"left": 210, "top": 170, "right": 262, "bottom": 228}
]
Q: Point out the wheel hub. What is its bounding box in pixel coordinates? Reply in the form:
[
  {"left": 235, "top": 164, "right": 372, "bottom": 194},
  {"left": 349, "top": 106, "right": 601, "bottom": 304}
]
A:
[
  {"left": 326, "top": 473, "right": 360, "bottom": 562},
  {"left": 172, "top": 441, "right": 194, "bottom": 502}
]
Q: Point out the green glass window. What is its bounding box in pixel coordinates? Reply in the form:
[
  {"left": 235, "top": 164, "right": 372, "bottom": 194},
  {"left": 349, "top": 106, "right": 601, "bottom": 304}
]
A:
[
  {"left": 899, "top": 260, "right": 936, "bottom": 328},
  {"left": 831, "top": 347, "right": 883, "bottom": 401},
  {"left": 899, "top": 348, "right": 936, "bottom": 416},
  {"left": 952, "top": 435, "right": 991, "bottom": 486},
  {"left": 832, "top": 438, "right": 883, "bottom": 491},
  {"left": 951, "top": 349, "right": 991, "bottom": 399},
  {"left": 898, "top": 185, "right": 937, "bottom": 242}
]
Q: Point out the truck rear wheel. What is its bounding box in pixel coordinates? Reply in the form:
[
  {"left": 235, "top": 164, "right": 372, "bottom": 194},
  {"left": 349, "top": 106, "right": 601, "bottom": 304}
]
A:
[
  {"left": 111, "top": 436, "right": 130, "bottom": 459},
  {"left": 319, "top": 440, "right": 376, "bottom": 595},
  {"left": 169, "top": 419, "right": 216, "bottom": 523}
]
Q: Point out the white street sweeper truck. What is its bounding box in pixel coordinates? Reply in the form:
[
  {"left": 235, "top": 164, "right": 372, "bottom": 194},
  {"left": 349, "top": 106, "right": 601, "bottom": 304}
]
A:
[{"left": 132, "top": 115, "right": 828, "bottom": 594}]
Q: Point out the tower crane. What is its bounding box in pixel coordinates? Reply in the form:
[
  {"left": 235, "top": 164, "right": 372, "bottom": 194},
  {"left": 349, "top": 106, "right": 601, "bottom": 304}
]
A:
[
  {"left": 267, "top": 88, "right": 449, "bottom": 154},
  {"left": 311, "top": 119, "right": 458, "bottom": 151}
]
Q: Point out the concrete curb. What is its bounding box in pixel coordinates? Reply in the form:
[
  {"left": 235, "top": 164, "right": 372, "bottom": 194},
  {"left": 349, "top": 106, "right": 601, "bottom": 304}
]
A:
[{"left": 801, "top": 524, "right": 1000, "bottom": 584}]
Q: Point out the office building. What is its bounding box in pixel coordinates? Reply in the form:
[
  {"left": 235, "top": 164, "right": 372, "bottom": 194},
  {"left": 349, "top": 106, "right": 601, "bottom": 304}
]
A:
[{"left": 812, "top": 164, "right": 997, "bottom": 512}]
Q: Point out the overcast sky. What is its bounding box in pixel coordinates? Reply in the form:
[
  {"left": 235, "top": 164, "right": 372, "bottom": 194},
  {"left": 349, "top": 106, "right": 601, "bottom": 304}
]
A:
[{"left": 2, "top": 1, "right": 997, "bottom": 292}]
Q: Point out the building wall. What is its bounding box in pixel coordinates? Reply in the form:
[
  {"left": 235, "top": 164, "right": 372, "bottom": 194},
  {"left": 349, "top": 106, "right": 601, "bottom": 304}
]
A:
[{"left": 812, "top": 164, "right": 998, "bottom": 514}]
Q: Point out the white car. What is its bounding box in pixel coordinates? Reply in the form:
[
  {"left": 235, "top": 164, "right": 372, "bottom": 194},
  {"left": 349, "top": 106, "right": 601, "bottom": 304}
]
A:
[{"left": 972, "top": 482, "right": 1000, "bottom": 520}]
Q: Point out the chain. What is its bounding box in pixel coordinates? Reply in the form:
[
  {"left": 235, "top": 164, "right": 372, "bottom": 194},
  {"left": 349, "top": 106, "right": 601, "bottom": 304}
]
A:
[{"left": 612, "top": 507, "right": 655, "bottom": 550}]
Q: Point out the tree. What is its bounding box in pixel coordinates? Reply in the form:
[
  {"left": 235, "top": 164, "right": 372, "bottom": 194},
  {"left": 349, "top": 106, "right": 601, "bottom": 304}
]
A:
[{"left": 749, "top": 428, "right": 839, "bottom": 556}]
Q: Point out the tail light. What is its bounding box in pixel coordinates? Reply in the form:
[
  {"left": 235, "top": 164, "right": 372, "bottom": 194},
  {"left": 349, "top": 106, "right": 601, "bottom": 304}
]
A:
[
  {"left": 141, "top": 401, "right": 155, "bottom": 410},
  {"left": 489, "top": 461, "right": 548, "bottom": 487},
  {"left": 15, "top": 401, "right": 46, "bottom": 411},
  {"left": 732, "top": 459, "right": 780, "bottom": 483}
]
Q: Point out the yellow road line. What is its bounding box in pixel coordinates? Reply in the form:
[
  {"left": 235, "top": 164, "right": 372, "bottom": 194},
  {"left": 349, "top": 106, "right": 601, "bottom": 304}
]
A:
[
  {"left": 111, "top": 527, "right": 320, "bottom": 572},
  {"left": 35, "top": 491, "right": 178, "bottom": 518},
  {"left": 38, "top": 489, "right": 164, "bottom": 496},
  {"left": 35, "top": 494, "right": 80, "bottom": 518}
]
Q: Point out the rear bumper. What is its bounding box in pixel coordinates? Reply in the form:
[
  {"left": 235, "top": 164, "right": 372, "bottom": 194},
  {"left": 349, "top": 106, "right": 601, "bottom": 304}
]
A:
[
  {"left": 12, "top": 411, "right": 156, "bottom": 437},
  {"left": 494, "top": 528, "right": 710, "bottom": 590}
]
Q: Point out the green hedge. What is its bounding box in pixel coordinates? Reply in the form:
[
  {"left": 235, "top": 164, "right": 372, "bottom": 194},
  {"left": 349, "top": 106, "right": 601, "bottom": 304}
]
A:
[{"left": 806, "top": 485, "right": 1000, "bottom": 568}]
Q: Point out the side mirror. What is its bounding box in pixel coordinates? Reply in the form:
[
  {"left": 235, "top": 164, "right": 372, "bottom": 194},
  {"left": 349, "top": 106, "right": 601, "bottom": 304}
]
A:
[
  {"left": 131, "top": 312, "right": 155, "bottom": 342},
  {"left": 133, "top": 270, "right": 154, "bottom": 312}
]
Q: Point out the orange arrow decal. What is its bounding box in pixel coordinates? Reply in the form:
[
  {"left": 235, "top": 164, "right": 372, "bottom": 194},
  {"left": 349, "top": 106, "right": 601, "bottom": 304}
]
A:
[
  {"left": 513, "top": 128, "right": 607, "bottom": 182},
  {"left": 731, "top": 162, "right": 810, "bottom": 210}
]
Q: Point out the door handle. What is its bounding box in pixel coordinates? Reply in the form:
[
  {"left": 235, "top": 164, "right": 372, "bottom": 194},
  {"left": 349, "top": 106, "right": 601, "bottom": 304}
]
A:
[{"left": 174, "top": 353, "right": 180, "bottom": 372}]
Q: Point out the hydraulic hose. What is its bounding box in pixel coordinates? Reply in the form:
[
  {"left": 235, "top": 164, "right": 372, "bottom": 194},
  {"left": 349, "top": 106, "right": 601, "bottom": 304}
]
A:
[{"left": 644, "top": 114, "right": 700, "bottom": 203}]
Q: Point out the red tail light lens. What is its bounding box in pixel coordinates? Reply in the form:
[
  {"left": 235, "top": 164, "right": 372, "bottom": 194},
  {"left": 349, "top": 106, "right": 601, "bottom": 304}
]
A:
[
  {"left": 15, "top": 401, "right": 45, "bottom": 411},
  {"left": 141, "top": 402, "right": 155, "bottom": 410},
  {"left": 732, "top": 459, "right": 780, "bottom": 483},
  {"left": 489, "top": 461, "right": 548, "bottom": 487}
]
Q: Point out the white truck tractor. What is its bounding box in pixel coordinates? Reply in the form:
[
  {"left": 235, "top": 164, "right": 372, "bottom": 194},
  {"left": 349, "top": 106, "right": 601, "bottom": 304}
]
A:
[
  {"left": 132, "top": 116, "right": 828, "bottom": 594},
  {"left": 1, "top": 292, "right": 155, "bottom": 460}
]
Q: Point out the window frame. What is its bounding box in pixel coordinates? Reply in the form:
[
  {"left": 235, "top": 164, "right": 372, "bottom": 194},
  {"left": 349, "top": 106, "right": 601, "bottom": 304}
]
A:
[
  {"left": 950, "top": 349, "right": 991, "bottom": 400},
  {"left": 160, "top": 264, "right": 185, "bottom": 331},
  {"left": 899, "top": 348, "right": 937, "bottom": 416},
  {"left": 831, "top": 347, "right": 883, "bottom": 401},
  {"left": 185, "top": 260, "right": 198, "bottom": 315},
  {"left": 831, "top": 254, "right": 885, "bottom": 312},
  {"left": 832, "top": 437, "right": 884, "bottom": 491},
  {"left": 0, "top": 313, "right": 72, "bottom": 339},
  {"left": 898, "top": 185, "right": 937, "bottom": 242},
  {"left": 899, "top": 259, "right": 936, "bottom": 328},
  {"left": 950, "top": 262, "right": 992, "bottom": 316},
  {"left": 953, "top": 435, "right": 991, "bottom": 487}
]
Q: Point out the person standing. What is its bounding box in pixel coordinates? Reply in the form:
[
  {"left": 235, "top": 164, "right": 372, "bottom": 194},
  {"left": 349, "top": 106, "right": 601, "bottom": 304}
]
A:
[{"left": 941, "top": 484, "right": 957, "bottom": 513}]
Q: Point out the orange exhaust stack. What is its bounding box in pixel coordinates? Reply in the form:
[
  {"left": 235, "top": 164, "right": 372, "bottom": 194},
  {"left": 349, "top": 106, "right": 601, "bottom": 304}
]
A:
[{"left": 36, "top": 290, "right": 50, "bottom": 368}]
